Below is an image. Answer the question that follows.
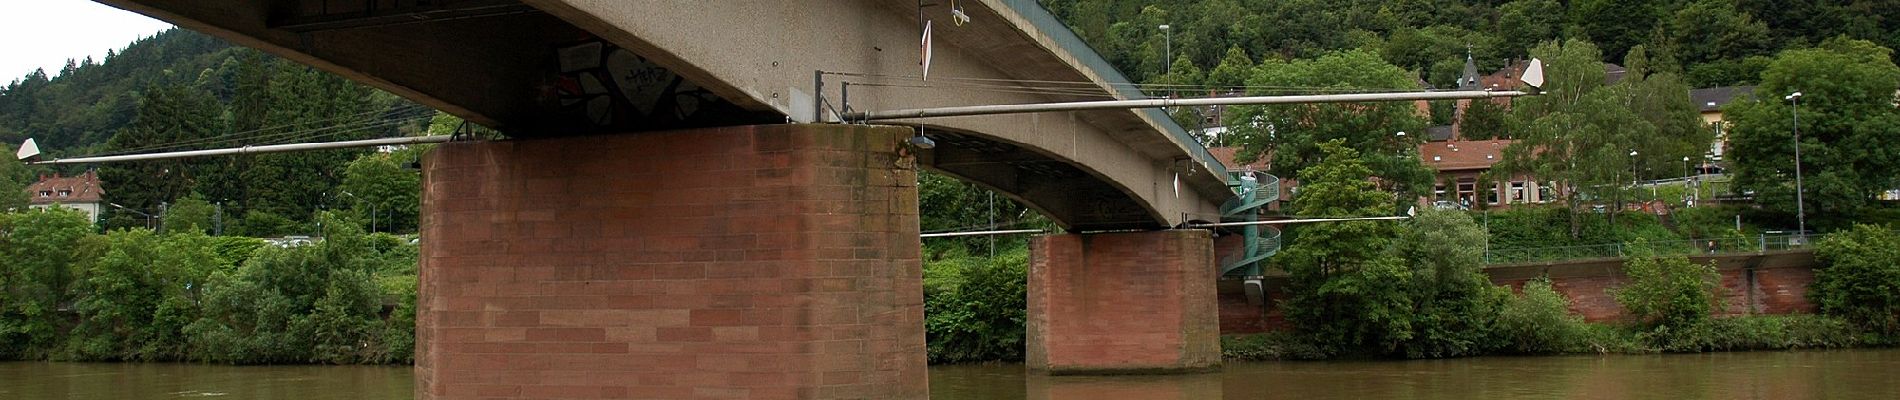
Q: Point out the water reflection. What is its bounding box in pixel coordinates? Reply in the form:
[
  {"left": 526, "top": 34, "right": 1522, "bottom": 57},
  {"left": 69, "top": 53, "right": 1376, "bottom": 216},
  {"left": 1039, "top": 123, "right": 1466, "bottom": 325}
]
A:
[
  {"left": 6, "top": 349, "right": 1899, "bottom": 399},
  {"left": 0, "top": 362, "right": 411, "bottom": 400},
  {"left": 932, "top": 349, "right": 1900, "bottom": 400}
]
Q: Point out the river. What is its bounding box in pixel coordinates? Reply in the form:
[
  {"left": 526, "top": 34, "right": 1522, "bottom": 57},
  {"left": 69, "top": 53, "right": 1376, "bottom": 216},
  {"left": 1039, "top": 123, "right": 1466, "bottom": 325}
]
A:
[{"left": 4, "top": 349, "right": 1897, "bottom": 399}]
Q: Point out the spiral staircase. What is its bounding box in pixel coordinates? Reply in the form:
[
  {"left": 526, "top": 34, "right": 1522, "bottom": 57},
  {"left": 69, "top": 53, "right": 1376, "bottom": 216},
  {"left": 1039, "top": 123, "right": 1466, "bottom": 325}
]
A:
[{"left": 1218, "top": 171, "right": 1282, "bottom": 277}]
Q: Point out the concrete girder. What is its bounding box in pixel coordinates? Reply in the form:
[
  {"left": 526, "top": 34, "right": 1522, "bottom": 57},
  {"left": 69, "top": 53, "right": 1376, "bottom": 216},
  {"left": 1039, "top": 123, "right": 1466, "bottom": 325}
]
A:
[
  {"left": 95, "top": 0, "right": 1233, "bottom": 230},
  {"left": 523, "top": 0, "right": 1230, "bottom": 230}
]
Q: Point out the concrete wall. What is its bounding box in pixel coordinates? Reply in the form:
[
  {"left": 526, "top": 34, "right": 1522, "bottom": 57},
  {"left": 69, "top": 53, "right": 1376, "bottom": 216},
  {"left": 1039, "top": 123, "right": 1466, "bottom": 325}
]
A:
[
  {"left": 415, "top": 124, "right": 927, "bottom": 399},
  {"left": 1218, "top": 250, "right": 1820, "bottom": 334}
]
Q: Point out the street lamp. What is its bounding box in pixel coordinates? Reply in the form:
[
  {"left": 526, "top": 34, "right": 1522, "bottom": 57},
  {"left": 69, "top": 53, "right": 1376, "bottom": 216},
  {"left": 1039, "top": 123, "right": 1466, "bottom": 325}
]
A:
[
  {"left": 339, "top": 190, "right": 377, "bottom": 233},
  {"left": 1158, "top": 24, "right": 1172, "bottom": 75},
  {"left": 1786, "top": 91, "right": 1806, "bottom": 234},
  {"left": 107, "top": 202, "right": 157, "bottom": 230},
  {"left": 1683, "top": 156, "right": 1694, "bottom": 206},
  {"left": 1629, "top": 150, "right": 1639, "bottom": 185},
  {"left": 1396, "top": 131, "right": 1407, "bottom": 156}
]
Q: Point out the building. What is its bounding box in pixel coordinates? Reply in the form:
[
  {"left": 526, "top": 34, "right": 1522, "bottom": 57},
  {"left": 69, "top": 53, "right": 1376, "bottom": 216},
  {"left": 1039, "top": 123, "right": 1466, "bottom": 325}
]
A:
[
  {"left": 1417, "top": 139, "right": 1557, "bottom": 209},
  {"left": 23, "top": 170, "right": 106, "bottom": 223},
  {"left": 1689, "top": 85, "right": 1755, "bottom": 172}
]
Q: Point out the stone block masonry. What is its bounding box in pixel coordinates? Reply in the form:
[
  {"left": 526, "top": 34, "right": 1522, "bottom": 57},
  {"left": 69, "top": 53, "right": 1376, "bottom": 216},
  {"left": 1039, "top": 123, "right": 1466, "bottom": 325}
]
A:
[
  {"left": 1027, "top": 230, "right": 1221, "bottom": 374},
  {"left": 415, "top": 124, "right": 926, "bottom": 399},
  {"left": 1219, "top": 250, "right": 1821, "bottom": 334}
]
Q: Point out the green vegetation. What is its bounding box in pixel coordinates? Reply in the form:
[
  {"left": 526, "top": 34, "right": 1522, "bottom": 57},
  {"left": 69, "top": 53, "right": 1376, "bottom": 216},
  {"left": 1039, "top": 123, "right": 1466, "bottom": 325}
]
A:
[
  {"left": 1616, "top": 256, "right": 1721, "bottom": 329},
  {"left": 923, "top": 246, "right": 1028, "bottom": 364},
  {"left": 917, "top": 171, "right": 1045, "bottom": 364},
  {"left": 0, "top": 29, "right": 428, "bottom": 236},
  {"left": 1725, "top": 37, "right": 1900, "bottom": 232},
  {"left": 1811, "top": 225, "right": 1900, "bottom": 336},
  {"left": 1221, "top": 51, "right": 1433, "bottom": 198},
  {"left": 0, "top": 207, "right": 416, "bottom": 364}
]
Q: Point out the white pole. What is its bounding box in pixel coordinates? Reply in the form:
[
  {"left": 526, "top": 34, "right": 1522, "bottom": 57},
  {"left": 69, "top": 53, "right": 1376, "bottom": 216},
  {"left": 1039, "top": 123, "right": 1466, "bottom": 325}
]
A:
[
  {"left": 846, "top": 90, "right": 1533, "bottom": 121},
  {"left": 27, "top": 135, "right": 453, "bottom": 165}
]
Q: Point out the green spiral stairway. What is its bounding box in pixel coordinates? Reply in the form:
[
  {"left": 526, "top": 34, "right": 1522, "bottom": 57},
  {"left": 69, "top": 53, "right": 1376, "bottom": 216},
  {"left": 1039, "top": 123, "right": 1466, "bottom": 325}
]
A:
[{"left": 1219, "top": 171, "right": 1282, "bottom": 277}]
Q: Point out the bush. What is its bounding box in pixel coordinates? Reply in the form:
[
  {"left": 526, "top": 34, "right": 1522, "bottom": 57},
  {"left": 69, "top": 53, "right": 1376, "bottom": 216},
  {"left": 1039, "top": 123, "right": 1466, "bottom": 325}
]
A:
[
  {"left": 922, "top": 247, "right": 1027, "bottom": 364},
  {"left": 1495, "top": 278, "right": 1590, "bottom": 354},
  {"left": 1615, "top": 255, "right": 1720, "bottom": 330},
  {"left": 1221, "top": 331, "right": 1331, "bottom": 361},
  {"left": 1392, "top": 210, "right": 1506, "bottom": 358},
  {"left": 1810, "top": 224, "right": 1900, "bottom": 335},
  {"left": 1695, "top": 315, "right": 1859, "bottom": 351}
]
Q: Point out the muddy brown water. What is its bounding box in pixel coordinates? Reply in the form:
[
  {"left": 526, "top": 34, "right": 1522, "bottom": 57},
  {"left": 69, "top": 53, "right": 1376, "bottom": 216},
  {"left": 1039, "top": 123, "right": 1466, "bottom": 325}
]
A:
[{"left": 5, "top": 349, "right": 1898, "bottom": 399}]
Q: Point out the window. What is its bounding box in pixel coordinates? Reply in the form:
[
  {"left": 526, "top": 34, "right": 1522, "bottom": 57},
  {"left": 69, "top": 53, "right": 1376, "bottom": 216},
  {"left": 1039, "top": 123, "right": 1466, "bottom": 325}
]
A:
[
  {"left": 1487, "top": 185, "right": 1501, "bottom": 205},
  {"left": 38, "top": 190, "right": 51, "bottom": 198},
  {"left": 1434, "top": 184, "right": 1447, "bottom": 200},
  {"left": 1456, "top": 178, "right": 1476, "bottom": 206},
  {"left": 58, "top": 189, "right": 71, "bottom": 197},
  {"left": 1509, "top": 181, "right": 1526, "bottom": 203},
  {"left": 1539, "top": 181, "right": 1557, "bottom": 203}
]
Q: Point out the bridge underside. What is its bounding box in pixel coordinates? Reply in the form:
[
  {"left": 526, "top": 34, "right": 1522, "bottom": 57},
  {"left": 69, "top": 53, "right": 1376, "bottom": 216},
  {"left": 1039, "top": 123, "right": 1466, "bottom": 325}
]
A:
[{"left": 99, "top": 0, "right": 1233, "bottom": 231}]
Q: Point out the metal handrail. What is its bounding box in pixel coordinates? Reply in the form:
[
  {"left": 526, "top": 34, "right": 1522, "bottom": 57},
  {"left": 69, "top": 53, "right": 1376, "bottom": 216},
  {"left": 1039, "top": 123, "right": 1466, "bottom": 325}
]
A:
[{"left": 1483, "top": 233, "right": 1826, "bottom": 265}]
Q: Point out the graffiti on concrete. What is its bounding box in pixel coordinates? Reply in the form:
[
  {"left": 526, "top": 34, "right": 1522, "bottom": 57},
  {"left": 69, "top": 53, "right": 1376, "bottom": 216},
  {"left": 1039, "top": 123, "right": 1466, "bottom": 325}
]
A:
[{"left": 543, "top": 38, "right": 768, "bottom": 132}]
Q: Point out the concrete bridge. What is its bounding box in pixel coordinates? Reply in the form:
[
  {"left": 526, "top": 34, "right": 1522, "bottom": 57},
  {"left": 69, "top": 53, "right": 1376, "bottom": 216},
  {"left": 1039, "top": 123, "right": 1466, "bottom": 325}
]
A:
[{"left": 97, "top": 0, "right": 1263, "bottom": 398}]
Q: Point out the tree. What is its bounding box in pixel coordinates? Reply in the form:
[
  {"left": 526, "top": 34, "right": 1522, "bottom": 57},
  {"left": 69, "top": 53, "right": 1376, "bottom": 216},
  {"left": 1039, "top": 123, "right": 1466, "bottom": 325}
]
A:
[
  {"left": 1459, "top": 99, "right": 1510, "bottom": 140},
  {"left": 338, "top": 153, "right": 420, "bottom": 233},
  {"left": 241, "top": 63, "right": 381, "bottom": 227},
  {"left": 1205, "top": 47, "right": 1254, "bottom": 89},
  {"left": 99, "top": 81, "right": 223, "bottom": 230},
  {"left": 1278, "top": 140, "right": 1412, "bottom": 355},
  {"left": 1224, "top": 49, "right": 1433, "bottom": 200},
  {"left": 0, "top": 144, "right": 31, "bottom": 211},
  {"left": 1567, "top": 0, "right": 1662, "bottom": 64},
  {"left": 1615, "top": 255, "right": 1721, "bottom": 330},
  {"left": 1811, "top": 224, "right": 1900, "bottom": 335},
  {"left": 1497, "top": 0, "right": 1565, "bottom": 60},
  {"left": 0, "top": 208, "right": 98, "bottom": 359},
  {"left": 1667, "top": 0, "right": 1775, "bottom": 67},
  {"left": 1725, "top": 37, "right": 1900, "bottom": 230},
  {"left": 161, "top": 194, "right": 216, "bottom": 235},
  {"left": 1392, "top": 209, "right": 1505, "bottom": 358},
  {"left": 1499, "top": 39, "right": 1615, "bottom": 237},
  {"left": 1501, "top": 39, "right": 1710, "bottom": 237}
]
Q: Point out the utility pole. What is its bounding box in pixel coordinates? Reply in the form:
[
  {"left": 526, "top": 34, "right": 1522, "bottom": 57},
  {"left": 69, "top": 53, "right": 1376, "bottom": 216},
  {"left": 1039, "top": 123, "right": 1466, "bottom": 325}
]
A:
[{"left": 214, "top": 201, "right": 223, "bottom": 236}]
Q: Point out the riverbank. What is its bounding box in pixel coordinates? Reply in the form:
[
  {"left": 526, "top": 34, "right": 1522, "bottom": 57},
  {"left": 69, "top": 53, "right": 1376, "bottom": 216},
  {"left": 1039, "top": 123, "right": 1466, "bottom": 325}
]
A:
[{"left": 1222, "top": 313, "right": 1894, "bottom": 362}]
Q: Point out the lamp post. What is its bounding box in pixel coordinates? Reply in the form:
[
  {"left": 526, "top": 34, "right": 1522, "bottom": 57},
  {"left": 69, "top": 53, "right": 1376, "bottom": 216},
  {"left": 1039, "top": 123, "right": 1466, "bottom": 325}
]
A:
[
  {"left": 1683, "top": 156, "right": 1693, "bottom": 206},
  {"left": 1629, "top": 149, "right": 1639, "bottom": 186},
  {"left": 340, "top": 190, "right": 376, "bottom": 233},
  {"left": 1786, "top": 91, "right": 1806, "bottom": 234},
  {"left": 1158, "top": 24, "right": 1172, "bottom": 75},
  {"left": 1395, "top": 131, "right": 1407, "bottom": 156},
  {"left": 107, "top": 202, "right": 156, "bottom": 230}
]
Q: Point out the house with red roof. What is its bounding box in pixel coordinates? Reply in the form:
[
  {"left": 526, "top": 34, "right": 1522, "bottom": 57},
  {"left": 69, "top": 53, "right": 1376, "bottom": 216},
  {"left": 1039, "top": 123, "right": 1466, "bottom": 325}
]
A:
[{"left": 23, "top": 170, "right": 106, "bottom": 223}]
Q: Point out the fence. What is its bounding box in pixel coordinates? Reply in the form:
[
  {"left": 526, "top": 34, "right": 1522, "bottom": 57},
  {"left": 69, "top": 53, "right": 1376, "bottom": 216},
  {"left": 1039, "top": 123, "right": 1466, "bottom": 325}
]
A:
[{"left": 1483, "top": 232, "right": 1822, "bottom": 265}]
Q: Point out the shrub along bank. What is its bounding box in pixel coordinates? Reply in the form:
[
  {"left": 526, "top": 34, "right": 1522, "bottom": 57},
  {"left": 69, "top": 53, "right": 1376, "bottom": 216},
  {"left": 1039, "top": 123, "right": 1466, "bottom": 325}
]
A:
[
  {"left": 1224, "top": 223, "right": 1900, "bottom": 361},
  {"left": 0, "top": 207, "right": 417, "bottom": 364}
]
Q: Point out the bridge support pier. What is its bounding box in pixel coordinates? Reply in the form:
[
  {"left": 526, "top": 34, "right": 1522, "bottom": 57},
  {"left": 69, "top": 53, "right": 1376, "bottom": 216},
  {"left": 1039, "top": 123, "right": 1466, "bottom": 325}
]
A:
[
  {"left": 1026, "top": 230, "right": 1221, "bottom": 374},
  {"left": 415, "top": 124, "right": 926, "bottom": 399}
]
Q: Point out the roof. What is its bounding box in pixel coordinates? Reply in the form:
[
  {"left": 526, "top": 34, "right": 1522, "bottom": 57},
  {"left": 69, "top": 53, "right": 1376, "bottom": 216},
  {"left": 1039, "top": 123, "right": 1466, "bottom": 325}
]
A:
[
  {"left": 25, "top": 170, "right": 105, "bottom": 205},
  {"left": 1690, "top": 86, "right": 1756, "bottom": 112},
  {"left": 1208, "top": 147, "right": 1270, "bottom": 171},
  {"left": 1419, "top": 140, "right": 1513, "bottom": 172},
  {"left": 1426, "top": 125, "right": 1455, "bottom": 142},
  {"left": 1604, "top": 63, "right": 1627, "bottom": 85}
]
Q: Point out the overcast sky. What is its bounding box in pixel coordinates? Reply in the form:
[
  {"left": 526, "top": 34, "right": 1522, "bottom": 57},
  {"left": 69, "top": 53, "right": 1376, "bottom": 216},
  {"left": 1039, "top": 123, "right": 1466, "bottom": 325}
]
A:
[{"left": 0, "top": 0, "right": 174, "bottom": 82}]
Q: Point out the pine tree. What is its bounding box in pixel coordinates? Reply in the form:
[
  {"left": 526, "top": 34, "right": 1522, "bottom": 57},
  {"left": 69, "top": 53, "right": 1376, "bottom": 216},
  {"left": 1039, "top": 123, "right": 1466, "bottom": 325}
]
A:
[{"left": 99, "top": 81, "right": 223, "bottom": 229}]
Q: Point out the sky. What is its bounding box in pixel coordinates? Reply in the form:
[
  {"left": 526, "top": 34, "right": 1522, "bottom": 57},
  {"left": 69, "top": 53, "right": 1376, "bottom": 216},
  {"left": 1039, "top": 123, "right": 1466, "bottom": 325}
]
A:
[{"left": 0, "top": 0, "right": 174, "bottom": 82}]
